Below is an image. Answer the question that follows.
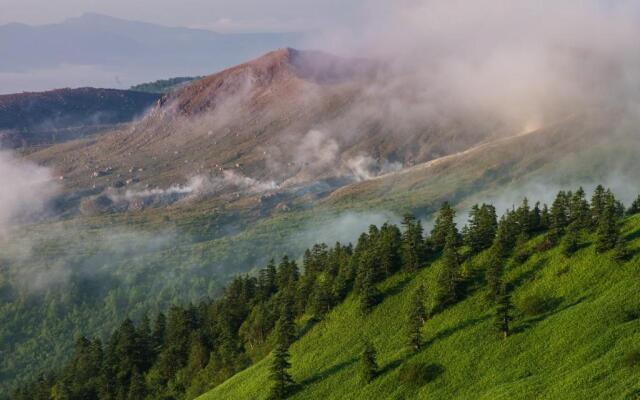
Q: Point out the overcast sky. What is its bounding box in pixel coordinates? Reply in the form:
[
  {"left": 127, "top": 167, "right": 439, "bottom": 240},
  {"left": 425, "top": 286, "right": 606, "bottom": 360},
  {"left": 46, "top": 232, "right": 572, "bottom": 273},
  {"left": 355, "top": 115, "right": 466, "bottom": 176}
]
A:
[
  {"left": 1, "top": 0, "right": 635, "bottom": 93},
  {"left": 0, "top": 0, "right": 382, "bottom": 32}
]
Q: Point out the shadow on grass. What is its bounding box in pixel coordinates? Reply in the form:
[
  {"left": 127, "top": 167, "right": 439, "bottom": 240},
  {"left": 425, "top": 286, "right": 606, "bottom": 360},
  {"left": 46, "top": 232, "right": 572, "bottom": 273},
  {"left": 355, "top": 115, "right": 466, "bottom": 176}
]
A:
[
  {"left": 398, "top": 361, "right": 445, "bottom": 385},
  {"left": 513, "top": 295, "right": 588, "bottom": 334},
  {"left": 511, "top": 258, "right": 548, "bottom": 288},
  {"left": 424, "top": 315, "right": 490, "bottom": 347},
  {"left": 380, "top": 358, "right": 445, "bottom": 391},
  {"left": 625, "top": 226, "right": 640, "bottom": 242},
  {"left": 296, "top": 357, "right": 359, "bottom": 388},
  {"left": 379, "top": 357, "right": 405, "bottom": 375},
  {"left": 298, "top": 318, "right": 319, "bottom": 338},
  {"left": 380, "top": 275, "right": 414, "bottom": 301},
  {"left": 570, "top": 241, "right": 592, "bottom": 253}
]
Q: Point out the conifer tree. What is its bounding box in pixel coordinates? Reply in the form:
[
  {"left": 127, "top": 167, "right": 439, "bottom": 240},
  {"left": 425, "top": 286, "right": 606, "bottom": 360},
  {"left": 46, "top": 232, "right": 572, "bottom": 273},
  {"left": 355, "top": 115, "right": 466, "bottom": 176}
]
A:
[
  {"left": 151, "top": 312, "right": 167, "bottom": 356},
  {"left": 431, "top": 202, "right": 458, "bottom": 251},
  {"left": 269, "top": 303, "right": 297, "bottom": 399},
  {"left": 294, "top": 274, "right": 315, "bottom": 315},
  {"left": 136, "top": 314, "right": 153, "bottom": 371},
  {"left": 465, "top": 204, "right": 498, "bottom": 254},
  {"left": 332, "top": 263, "right": 353, "bottom": 302},
  {"left": 269, "top": 341, "right": 294, "bottom": 399},
  {"left": 562, "top": 222, "right": 580, "bottom": 257},
  {"left": 485, "top": 250, "right": 504, "bottom": 303},
  {"left": 493, "top": 215, "right": 516, "bottom": 257},
  {"left": 361, "top": 341, "right": 379, "bottom": 383},
  {"left": 359, "top": 268, "right": 380, "bottom": 315},
  {"left": 435, "top": 229, "right": 461, "bottom": 310},
  {"left": 549, "top": 191, "right": 569, "bottom": 244},
  {"left": 112, "top": 318, "right": 140, "bottom": 391},
  {"left": 276, "top": 256, "right": 299, "bottom": 292},
  {"left": 570, "top": 187, "right": 591, "bottom": 228},
  {"left": 275, "top": 296, "right": 297, "bottom": 347},
  {"left": 596, "top": 195, "right": 620, "bottom": 253},
  {"left": 407, "top": 285, "right": 427, "bottom": 352},
  {"left": 259, "top": 259, "right": 278, "bottom": 300},
  {"left": 516, "top": 198, "right": 532, "bottom": 237},
  {"left": 591, "top": 185, "right": 606, "bottom": 226},
  {"left": 530, "top": 202, "right": 542, "bottom": 233},
  {"left": 239, "top": 303, "right": 273, "bottom": 348},
  {"left": 613, "top": 236, "right": 631, "bottom": 262},
  {"left": 513, "top": 232, "right": 531, "bottom": 264},
  {"left": 127, "top": 368, "right": 146, "bottom": 400},
  {"left": 401, "top": 214, "right": 425, "bottom": 271},
  {"left": 495, "top": 284, "right": 514, "bottom": 339},
  {"left": 379, "top": 223, "right": 402, "bottom": 277},
  {"left": 628, "top": 195, "right": 640, "bottom": 215},
  {"left": 540, "top": 203, "right": 551, "bottom": 230},
  {"left": 311, "top": 278, "right": 333, "bottom": 319}
]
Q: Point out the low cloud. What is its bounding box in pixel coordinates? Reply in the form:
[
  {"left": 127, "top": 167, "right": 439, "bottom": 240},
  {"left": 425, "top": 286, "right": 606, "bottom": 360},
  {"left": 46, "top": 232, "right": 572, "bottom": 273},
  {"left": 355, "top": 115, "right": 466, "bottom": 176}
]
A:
[
  {"left": 295, "top": 211, "right": 400, "bottom": 250},
  {"left": 97, "top": 172, "right": 279, "bottom": 213},
  {"left": 3, "top": 222, "right": 178, "bottom": 293},
  {"left": 0, "top": 151, "right": 59, "bottom": 233}
]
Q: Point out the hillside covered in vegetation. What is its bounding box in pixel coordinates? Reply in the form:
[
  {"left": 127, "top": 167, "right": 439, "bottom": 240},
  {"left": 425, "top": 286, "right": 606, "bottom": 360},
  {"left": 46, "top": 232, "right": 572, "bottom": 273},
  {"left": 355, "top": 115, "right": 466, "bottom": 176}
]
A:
[
  {"left": 12, "top": 185, "right": 640, "bottom": 399},
  {"left": 0, "top": 88, "right": 159, "bottom": 148},
  {"left": 130, "top": 77, "right": 202, "bottom": 94}
]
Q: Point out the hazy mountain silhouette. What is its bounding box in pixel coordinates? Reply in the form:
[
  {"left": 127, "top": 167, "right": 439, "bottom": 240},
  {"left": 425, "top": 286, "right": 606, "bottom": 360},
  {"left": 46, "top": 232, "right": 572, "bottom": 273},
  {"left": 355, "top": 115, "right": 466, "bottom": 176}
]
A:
[{"left": 0, "top": 13, "right": 303, "bottom": 93}]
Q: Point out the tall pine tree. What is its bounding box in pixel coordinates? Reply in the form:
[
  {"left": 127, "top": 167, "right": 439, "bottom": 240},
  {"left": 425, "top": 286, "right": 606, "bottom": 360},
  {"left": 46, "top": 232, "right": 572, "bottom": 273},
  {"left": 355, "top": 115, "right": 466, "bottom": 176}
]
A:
[
  {"left": 401, "top": 214, "right": 425, "bottom": 271},
  {"left": 562, "top": 221, "right": 580, "bottom": 257},
  {"left": 435, "top": 229, "right": 461, "bottom": 310},
  {"left": 269, "top": 341, "right": 294, "bottom": 399},
  {"left": 359, "top": 268, "right": 380, "bottom": 315},
  {"left": 361, "top": 341, "right": 379, "bottom": 384},
  {"left": 485, "top": 249, "right": 504, "bottom": 303},
  {"left": 431, "top": 202, "right": 458, "bottom": 251},
  {"left": 596, "top": 193, "right": 621, "bottom": 253},
  {"left": 407, "top": 285, "right": 427, "bottom": 352},
  {"left": 495, "top": 284, "right": 514, "bottom": 339}
]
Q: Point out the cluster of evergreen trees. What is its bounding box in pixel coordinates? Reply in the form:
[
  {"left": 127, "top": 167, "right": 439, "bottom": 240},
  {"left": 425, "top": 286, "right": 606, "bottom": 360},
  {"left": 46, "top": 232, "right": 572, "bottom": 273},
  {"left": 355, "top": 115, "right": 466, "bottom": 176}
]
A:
[{"left": 14, "top": 185, "right": 636, "bottom": 400}]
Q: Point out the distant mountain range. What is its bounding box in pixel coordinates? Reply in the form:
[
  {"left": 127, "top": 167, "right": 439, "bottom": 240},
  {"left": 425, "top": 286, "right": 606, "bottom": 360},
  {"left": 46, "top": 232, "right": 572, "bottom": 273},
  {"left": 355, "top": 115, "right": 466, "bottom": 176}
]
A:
[{"left": 0, "top": 13, "right": 304, "bottom": 93}]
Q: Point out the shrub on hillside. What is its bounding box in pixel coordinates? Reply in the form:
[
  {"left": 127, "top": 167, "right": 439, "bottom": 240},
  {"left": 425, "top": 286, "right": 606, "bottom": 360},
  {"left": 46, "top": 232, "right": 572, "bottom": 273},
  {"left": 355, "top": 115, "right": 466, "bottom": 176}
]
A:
[
  {"left": 398, "top": 362, "right": 442, "bottom": 386},
  {"left": 624, "top": 351, "right": 640, "bottom": 368},
  {"left": 536, "top": 236, "right": 555, "bottom": 252},
  {"left": 514, "top": 248, "right": 532, "bottom": 264},
  {"left": 519, "top": 294, "right": 550, "bottom": 316}
]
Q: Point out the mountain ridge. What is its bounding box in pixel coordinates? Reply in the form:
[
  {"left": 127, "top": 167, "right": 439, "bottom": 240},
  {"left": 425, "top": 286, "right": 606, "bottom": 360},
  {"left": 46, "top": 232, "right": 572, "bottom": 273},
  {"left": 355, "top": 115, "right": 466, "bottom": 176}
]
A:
[
  {"left": 0, "top": 14, "right": 304, "bottom": 93},
  {"left": 0, "top": 87, "right": 160, "bottom": 148}
]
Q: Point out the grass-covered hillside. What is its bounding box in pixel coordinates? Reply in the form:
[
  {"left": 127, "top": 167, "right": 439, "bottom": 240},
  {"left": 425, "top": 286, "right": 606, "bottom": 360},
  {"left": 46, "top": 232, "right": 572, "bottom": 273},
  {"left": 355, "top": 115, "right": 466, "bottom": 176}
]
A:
[{"left": 202, "top": 217, "right": 640, "bottom": 400}]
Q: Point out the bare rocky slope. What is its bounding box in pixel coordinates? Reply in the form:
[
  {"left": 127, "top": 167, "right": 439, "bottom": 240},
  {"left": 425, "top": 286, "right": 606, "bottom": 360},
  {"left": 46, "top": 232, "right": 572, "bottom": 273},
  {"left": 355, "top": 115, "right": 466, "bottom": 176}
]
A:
[{"left": 28, "top": 48, "right": 508, "bottom": 217}]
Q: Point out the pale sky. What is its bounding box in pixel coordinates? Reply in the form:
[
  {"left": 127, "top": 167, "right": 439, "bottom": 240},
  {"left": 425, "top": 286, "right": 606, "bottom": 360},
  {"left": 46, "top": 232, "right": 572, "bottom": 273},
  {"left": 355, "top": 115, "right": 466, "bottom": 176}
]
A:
[{"left": 0, "top": 0, "right": 379, "bottom": 32}]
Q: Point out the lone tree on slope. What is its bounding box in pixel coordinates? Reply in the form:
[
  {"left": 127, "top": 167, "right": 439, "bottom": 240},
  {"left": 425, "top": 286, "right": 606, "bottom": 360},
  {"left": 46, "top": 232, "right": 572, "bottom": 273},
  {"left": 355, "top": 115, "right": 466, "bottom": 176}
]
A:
[
  {"left": 269, "top": 341, "right": 295, "bottom": 399},
  {"left": 407, "top": 285, "right": 427, "bottom": 352},
  {"left": 361, "top": 341, "right": 379, "bottom": 383},
  {"left": 435, "top": 229, "right": 462, "bottom": 310},
  {"left": 495, "top": 284, "right": 514, "bottom": 339}
]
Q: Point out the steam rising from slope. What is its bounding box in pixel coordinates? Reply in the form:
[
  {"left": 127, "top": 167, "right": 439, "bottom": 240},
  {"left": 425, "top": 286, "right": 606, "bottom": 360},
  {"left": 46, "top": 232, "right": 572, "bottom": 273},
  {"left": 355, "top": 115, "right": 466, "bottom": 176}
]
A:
[
  {"left": 109, "top": 172, "right": 279, "bottom": 203},
  {"left": 318, "top": 0, "right": 640, "bottom": 132}
]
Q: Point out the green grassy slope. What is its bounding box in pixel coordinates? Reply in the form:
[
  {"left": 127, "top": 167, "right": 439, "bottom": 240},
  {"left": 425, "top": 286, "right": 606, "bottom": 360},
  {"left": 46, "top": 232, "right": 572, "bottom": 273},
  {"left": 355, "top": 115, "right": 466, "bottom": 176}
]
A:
[{"left": 201, "top": 216, "right": 640, "bottom": 400}]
